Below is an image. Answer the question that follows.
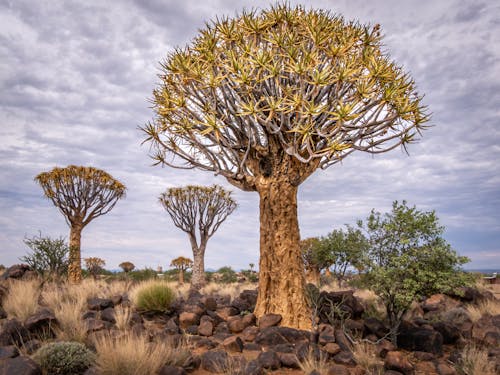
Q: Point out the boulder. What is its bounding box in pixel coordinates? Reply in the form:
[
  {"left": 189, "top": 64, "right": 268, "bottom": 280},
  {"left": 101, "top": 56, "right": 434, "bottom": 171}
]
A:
[
  {"left": 257, "top": 351, "right": 281, "bottom": 370},
  {"left": 384, "top": 351, "right": 414, "bottom": 375},
  {"left": 157, "top": 365, "right": 187, "bottom": 375},
  {"left": 183, "top": 303, "right": 206, "bottom": 316},
  {"left": 258, "top": 313, "right": 282, "bottom": 329},
  {"left": 198, "top": 317, "right": 214, "bottom": 337},
  {"left": 165, "top": 318, "right": 180, "bottom": 334},
  {"left": 87, "top": 298, "right": 113, "bottom": 311},
  {"left": 0, "top": 319, "right": 29, "bottom": 346},
  {"left": 222, "top": 335, "right": 244, "bottom": 352},
  {"left": 322, "top": 342, "right": 341, "bottom": 355},
  {"left": 100, "top": 307, "right": 116, "bottom": 324},
  {"left": 227, "top": 316, "right": 246, "bottom": 333},
  {"left": 179, "top": 312, "right": 200, "bottom": 329},
  {"left": 277, "top": 352, "right": 299, "bottom": 368},
  {"left": 201, "top": 350, "right": 228, "bottom": 373},
  {"left": 398, "top": 322, "right": 443, "bottom": 355},
  {"left": 364, "top": 317, "right": 388, "bottom": 338},
  {"left": 327, "top": 364, "right": 350, "bottom": 375},
  {"left": 472, "top": 314, "right": 500, "bottom": 346},
  {"left": 319, "top": 290, "right": 364, "bottom": 321},
  {"left": 0, "top": 356, "right": 41, "bottom": 375},
  {"left": 318, "top": 324, "right": 335, "bottom": 345},
  {"left": 203, "top": 297, "right": 218, "bottom": 311},
  {"left": 432, "top": 321, "right": 461, "bottom": 344},
  {"left": 243, "top": 360, "right": 263, "bottom": 375},
  {"left": 241, "top": 326, "right": 259, "bottom": 342},
  {"left": 332, "top": 351, "right": 355, "bottom": 366},
  {"left": 24, "top": 308, "right": 57, "bottom": 335},
  {"left": 0, "top": 264, "right": 31, "bottom": 280},
  {"left": 255, "top": 326, "right": 310, "bottom": 346},
  {"left": 231, "top": 297, "right": 251, "bottom": 313},
  {"left": 376, "top": 339, "right": 396, "bottom": 358},
  {"left": 0, "top": 346, "right": 19, "bottom": 360}
]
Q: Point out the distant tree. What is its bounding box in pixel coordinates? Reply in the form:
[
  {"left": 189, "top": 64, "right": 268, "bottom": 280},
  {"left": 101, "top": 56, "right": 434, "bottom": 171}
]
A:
[
  {"left": 300, "top": 237, "right": 326, "bottom": 285},
  {"left": 249, "top": 263, "right": 255, "bottom": 272},
  {"left": 217, "top": 266, "right": 237, "bottom": 284},
  {"left": 119, "top": 261, "right": 135, "bottom": 273},
  {"left": 159, "top": 185, "right": 236, "bottom": 290},
  {"left": 357, "top": 201, "right": 473, "bottom": 344},
  {"left": 143, "top": 4, "right": 429, "bottom": 328},
  {"left": 321, "top": 226, "right": 369, "bottom": 287},
  {"left": 35, "top": 165, "right": 126, "bottom": 283},
  {"left": 20, "top": 232, "right": 69, "bottom": 279},
  {"left": 170, "top": 256, "right": 193, "bottom": 284},
  {"left": 84, "top": 257, "right": 106, "bottom": 280}
]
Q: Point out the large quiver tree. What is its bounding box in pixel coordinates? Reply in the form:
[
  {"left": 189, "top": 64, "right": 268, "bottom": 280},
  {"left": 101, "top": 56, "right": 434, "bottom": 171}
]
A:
[
  {"left": 159, "top": 185, "right": 236, "bottom": 290},
  {"left": 143, "top": 4, "right": 429, "bottom": 328},
  {"left": 35, "top": 165, "right": 126, "bottom": 283}
]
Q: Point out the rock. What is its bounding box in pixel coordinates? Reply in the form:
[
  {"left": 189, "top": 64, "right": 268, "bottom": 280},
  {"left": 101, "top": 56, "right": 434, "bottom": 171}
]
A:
[
  {"left": 451, "top": 286, "right": 494, "bottom": 303},
  {"left": 203, "top": 297, "right": 218, "bottom": 311},
  {"left": 198, "top": 317, "right": 214, "bottom": 337},
  {"left": 376, "top": 339, "right": 396, "bottom": 358},
  {"left": 227, "top": 316, "right": 246, "bottom": 333},
  {"left": 273, "top": 343, "right": 295, "bottom": 353},
  {"left": 244, "top": 360, "right": 263, "bottom": 375},
  {"left": 232, "top": 297, "right": 251, "bottom": 313},
  {"left": 0, "top": 346, "right": 18, "bottom": 359},
  {"left": 257, "top": 350, "right": 281, "bottom": 370},
  {"left": 85, "top": 318, "right": 112, "bottom": 333},
  {"left": 334, "top": 329, "right": 351, "bottom": 352},
  {"left": 165, "top": 318, "right": 180, "bottom": 334},
  {"left": 319, "top": 290, "right": 364, "bottom": 321},
  {"left": 82, "top": 310, "right": 98, "bottom": 320},
  {"left": 472, "top": 315, "right": 500, "bottom": 346},
  {"left": 241, "top": 326, "right": 259, "bottom": 342},
  {"left": 0, "top": 307, "right": 6, "bottom": 319},
  {"left": 242, "top": 313, "right": 256, "bottom": 326},
  {"left": 194, "top": 337, "right": 217, "bottom": 350},
  {"left": 157, "top": 365, "right": 187, "bottom": 375},
  {"left": 413, "top": 351, "right": 435, "bottom": 361},
  {"left": 183, "top": 303, "right": 205, "bottom": 316},
  {"left": 185, "top": 325, "right": 198, "bottom": 335},
  {"left": 201, "top": 350, "right": 228, "bottom": 373},
  {"left": 244, "top": 342, "right": 261, "bottom": 351},
  {"left": 0, "top": 356, "right": 41, "bottom": 375},
  {"left": 179, "top": 312, "right": 200, "bottom": 329},
  {"left": 332, "top": 351, "right": 355, "bottom": 366},
  {"left": 87, "top": 297, "right": 113, "bottom": 311},
  {"left": 384, "top": 351, "right": 414, "bottom": 375},
  {"left": 422, "top": 294, "right": 460, "bottom": 313},
  {"left": 398, "top": 322, "right": 443, "bottom": 355},
  {"left": 258, "top": 313, "right": 282, "bottom": 329},
  {"left": 0, "top": 264, "right": 31, "bottom": 280},
  {"left": 277, "top": 352, "right": 299, "bottom": 368},
  {"left": 364, "top": 317, "right": 388, "bottom": 338},
  {"left": 435, "top": 360, "right": 456, "bottom": 375},
  {"left": 322, "top": 342, "right": 341, "bottom": 355},
  {"left": 222, "top": 336, "right": 244, "bottom": 352},
  {"left": 216, "top": 306, "right": 239, "bottom": 320},
  {"left": 414, "top": 361, "right": 438, "bottom": 375},
  {"left": 255, "top": 326, "right": 310, "bottom": 346},
  {"left": 100, "top": 307, "right": 116, "bottom": 324},
  {"left": 327, "top": 364, "right": 350, "bottom": 375},
  {"left": 483, "top": 331, "right": 500, "bottom": 347},
  {"left": 24, "top": 308, "right": 57, "bottom": 335},
  {"left": 318, "top": 324, "right": 335, "bottom": 345},
  {"left": 344, "top": 318, "right": 364, "bottom": 334},
  {"left": 238, "top": 290, "right": 258, "bottom": 311},
  {"left": 0, "top": 319, "right": 29, "bottom": 346},
  {"left": 432, "top": 321, "right": 460, "bottom": 344},
  {"left": 214, "top": 322, "right": 230, "bottom": 334}
]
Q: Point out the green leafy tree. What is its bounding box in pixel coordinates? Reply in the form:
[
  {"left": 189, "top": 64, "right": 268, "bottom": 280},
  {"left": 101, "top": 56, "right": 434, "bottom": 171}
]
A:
[
  {"left": 84, "top": 257, "right": 106, "bottom": 280},
  {"left": 143, "top": 4, "right": 429, "bottom": 328},
  {"left": 301, "top": 237, "right": 328, "bottom": 285},
  {"left": 20, "top": 233, "right": 69, "bottom": 279},
  {"left": 320, "top": 226, "right": 369, "bottom": 287},
  {"left": 358, "top": 201, "right": 472, "bottom": 344},
  {"left": 159, "top": 185, "right": 237, "bottom": 290},
  {"left": 35, "top": 165, "right": 126, "bottom": 283}
]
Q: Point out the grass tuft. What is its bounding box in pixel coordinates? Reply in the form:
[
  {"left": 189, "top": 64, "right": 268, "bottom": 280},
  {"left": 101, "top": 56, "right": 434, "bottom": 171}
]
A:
[
  {"left": 352, "top": 341, "right": 384, "bottom": 374},
  {"left": 456, "top": 344, "right": 496, "bottom": 375},
  {"left": 297, "top": 348, "right": 330, "bottom": 374},
  {"left": 3, "top": 279, "right": 41, "bottom": 321},
  {"left": 130, "top": 279, "right": 175, "bottom": 312}
]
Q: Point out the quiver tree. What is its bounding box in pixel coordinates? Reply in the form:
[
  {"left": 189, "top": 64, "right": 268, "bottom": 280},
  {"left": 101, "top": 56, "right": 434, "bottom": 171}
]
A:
[
  {"left": 35, "top": 165, "right": 126, "bottom": 283},
  {"left": 84, "top": 257, "right": 106, "bottom": 279},
  {"left": 159, "top": 185, "right": 236, "bottom": 289},
  {"left": 143, "top": 4, "right": 429, "bottom": 329},
  {"left": 119, "top": 261, "right": 135, "bottom": 273},
  {"left": 170, "top": 256, "right": 193, "bottom": 284}
]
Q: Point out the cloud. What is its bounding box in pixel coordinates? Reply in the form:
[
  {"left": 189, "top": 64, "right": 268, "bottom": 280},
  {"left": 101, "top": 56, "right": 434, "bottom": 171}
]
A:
[{"left": 0, "top": 0, "right": 499, "bottom": 271}]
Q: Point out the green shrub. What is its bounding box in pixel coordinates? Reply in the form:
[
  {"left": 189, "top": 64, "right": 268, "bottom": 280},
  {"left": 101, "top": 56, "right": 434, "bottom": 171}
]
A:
[
  {"left": 33, "top": 341, "right": 95, "bottom": 375},
  {"left": 132, "top": 280, "right": 175, "bottom": 312},
  {"left": 20, "top": 233, "right": 69, "bottom": 279},
  {"left": 217, "top": 266, "right": 237, "bottom": 283},
  {"left": 128, "top": 268, "right": 158, "bottom": 281}
]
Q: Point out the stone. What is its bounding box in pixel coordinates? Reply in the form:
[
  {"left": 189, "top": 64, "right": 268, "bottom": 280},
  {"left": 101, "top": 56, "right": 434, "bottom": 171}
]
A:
[
  {"left": 100, "top": 307, "right": 116, "bottom": 324},
  {"left": 244, "top": 342, "right": 261, "bottom": 351},
  {"left": 227, "top": 316, "right": 246, "bottom": 333},
  {"left": 183, "top": 303, "right": 205, "bottom": 316},
  {"left": 398, "top": 322, "right": 443, "bottom": 355},
  {"left": 244, "top": 360, "right": 263, "bottom": 375},
  {"left": 483, "top": 331, "right": 500, "bottom": 347},
  {"left": 0, "top": 264, "right": 31, "bottom": 280},
  {"left": 319, "top": 290, "right": 364, "bottom": 321},
  {"left": 242, "top": 313, "right": 256, "bottom": 326},
  {"left": 241, "top": 326, "right": 259, "bottom": 342},
  {"left": 85, "top": 318, "right": 111, "bottom": 333},
  {"left": 432, "top": 321, "right": 460, "bottom": 344},
  {"left": 198, "top": 320, "right": 214, "bottom": 337},
  {"left": 82, "top": 310, "right": 98, "bottom": 320},
  {"left": 87, "top": 297, "right": 113, "bottom": 311},
  {"left": 332, "top": 351, "right": 356, "bottom": 366},
  {"left": 0, "top": 307, "right": 6, "bottom": 319},
  {"left": 157, "top": 365, "right": 187, "bottom": 375},
  {"left": 258, "top": 313, "right": 282, "bottom": 329},
  {"left": 334, "top": 329, "right": 351, "bottom": 352},
  {"left": 0, "top": 356, "right": 41, "bottom": 375},
  {"left": 364, "top": 317, "right": 388, "bottom": 338},
  {"left": 0, "top": 346, "right": 19, "bottom": 360},
  {"left": 194, "top": 338, "right": 217, "bottom": 350},
  {"left": 231, "top": 297, "right": 251, "bottom": 313},
  {"left": 472, "top": 315, "right": 500, "bottom": 346},
  {"left": 413, "top": 351, "right": 435, "bottom": 361},
  {"left": 322, "top": 342, "right": 341, "bottom": 355},
  {"left": 0, "top": 319, "right": 29, "bottom": 346},
  {"left": 414, "top": 361, "right": 438, "bottom": 375},
  {"left": 165, "top": 318, "right": 180, "bottom": 334},
  {"left": 255, "top": 326, "right": 310, "bottom": 346},
  {"left": 179, "top": 312, "right": 199, "bottom": 329},
  {"left": 273, "top": 343, "right": 295, "bottom": 353},
  {"left": 24, "top": 308, "right": 57, "bottom": 335},
  {"left": 345, "top": 318, "right": 364, "bottom": 334},
  {"left": 376, "top": 339, "right": 396, "bottom": 358},
  {"left": 327, "top": 364, "right": 350, "bottom": 375},
  {"left": 201, "top": 351, "right": 229, "bottom": 373},
  {"left": 257, "top": 351, "right": 281, "bottom": 370},
  {"left": 185, "top": 325, "right": 198, "bottom": 335},
  {"left": 384, "top": 351, "right": 414, "bottom": 375},
  {"left": 214, "top": 322, "right": 230, "bottom": 334},
  {"left": 422, "top": 294, "right": 459, "bottom": 312},
  {"left": 216, "top": 306, "right": 239, "bottom": 320},
  {"left": 238, "top": 290, "right": 258, "bottom": 310},
  {"left": 203, "top": 297, "right": 218, "bottom": 311},
  {"left": 222, "top": 336, "right": 244, "bottom": 352},
  {"left": 277, "top": 352, "right": 299, "bottom": 368},
  {"left": 435, "top": 360, "right": 456, "bottom": 375}
]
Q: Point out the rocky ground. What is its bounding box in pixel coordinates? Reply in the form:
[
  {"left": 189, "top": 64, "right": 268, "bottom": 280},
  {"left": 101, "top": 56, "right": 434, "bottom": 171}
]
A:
[{"left": 0, "top": 264, "right": 498, "bottom": 375}]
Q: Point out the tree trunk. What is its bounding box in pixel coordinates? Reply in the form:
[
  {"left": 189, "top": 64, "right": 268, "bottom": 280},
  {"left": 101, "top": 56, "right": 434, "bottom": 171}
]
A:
[
  {"left": 179, "top": 269, "right": 185, "bottom": 284},
  {"left": 254, "top": 179, "right": 311, "bottom": 330},
  {"left": 68, "top": 223, "right": 83, "bottom": 284},
  {"left": 190, "top": 240, "right": 206, "bottom": 290}
]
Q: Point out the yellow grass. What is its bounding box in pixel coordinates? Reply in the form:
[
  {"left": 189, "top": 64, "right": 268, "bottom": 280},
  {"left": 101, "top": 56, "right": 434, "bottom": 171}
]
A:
[
  {"left": 94, "top": 332, "right": 191, "bottom": 375},
  {"left": 466, "top": 299, "right": 500, "bottom": 323},
  {"left": 3, "top": 279, "right": 41, "bottom": 321},
  {"left": 352, "top": 341, "right": 384, "bottom": 374},
  {"left": 297, "top": 348, "right": 330, "bottom": 374},
  {"left": 114, "top": 306, "right": 131, "bottom": 331},
  {"left": 200, "top": 282, "right": 256, "bottom": 301},
  {"left": 456, "top": 344, "right": 496, "bottom": 375}
]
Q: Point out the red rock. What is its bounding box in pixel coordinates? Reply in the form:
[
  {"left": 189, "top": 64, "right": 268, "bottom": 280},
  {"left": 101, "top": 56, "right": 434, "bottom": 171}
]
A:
[
  {"left": 384, "top": 351, "right": 414, "bottom": 375},
  {"left": 258, "top": 313, "right": 282, "bottom": 329},
  {"left": 222, "top": 335, "right": 244, "bottom": 352}
]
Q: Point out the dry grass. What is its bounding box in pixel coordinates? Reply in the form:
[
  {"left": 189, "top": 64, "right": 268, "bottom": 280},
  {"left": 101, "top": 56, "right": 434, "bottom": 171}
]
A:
[
  {"left": 354, "top": 289, "right": 387, "bottom": 320},
  {"left": 201, "top": 282, "right": 256, "bottom": 301},
  {"left": 456, "top": 344, "right": 496, "bottom": 375},
  {"left": 94, "top": 332, "right": 191, "bottom": 375},
  {"left": 352, "top": 341, "right": 384, "bottom": 374},
  {"left": 297, "top": 348, "right": 330, "bottom": 374},
  {"left": 466, "top": 299, "right": 500, "bottom": 323},
  {"left": 114, "top": 306, "right": 132, "bottom": 330},
  {"left": 3, "top": 279, "right": 41, "bottom": 321}
]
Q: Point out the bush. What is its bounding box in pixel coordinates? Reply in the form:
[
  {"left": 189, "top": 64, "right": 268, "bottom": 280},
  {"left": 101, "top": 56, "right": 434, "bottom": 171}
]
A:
[
  {"left": 3, "top": 279, "right": 40, "bottom": 320},
  {"left": 33, "top": 341, "right": 95, "bottom": 375},
  {"left": 128, "top": 268, "right": 158, "bottom": 281},
  {"left": 20, "top": 233, "right": 69, "bottom": 279},
  {"left": 131, "top": 280, "right": 175, "bottom": 312},
  {"left": 217, "top": 266, "right": 237, "bottom": 283}
]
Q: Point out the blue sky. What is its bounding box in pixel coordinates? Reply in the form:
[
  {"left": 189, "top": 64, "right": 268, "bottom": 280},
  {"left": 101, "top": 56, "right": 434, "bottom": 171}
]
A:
[{"left": 1, "top": 0, "right": 499, "bottom": 271}]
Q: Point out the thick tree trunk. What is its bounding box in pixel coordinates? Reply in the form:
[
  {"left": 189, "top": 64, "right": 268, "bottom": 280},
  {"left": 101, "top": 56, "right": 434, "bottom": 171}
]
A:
[
  {"left": 190, "top": 239, "right": 206, "bottom": 290},
  {"left": 253, "top": 179, "right": 311, "bottom": 330},
  {"left": 68, "top": 223, "right": 83, "bottom": 284}
]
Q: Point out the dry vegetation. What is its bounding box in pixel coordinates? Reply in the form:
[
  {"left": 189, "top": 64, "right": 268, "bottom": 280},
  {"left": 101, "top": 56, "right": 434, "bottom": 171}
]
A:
[
  {"left": 3, "top": 279, "right": 40, "bottom": 320},
  {"left": 466, "top": 298, "right": 500, "bottom": 322},
  {"left": 352, "top": 341, "right": 383, "bottom": 374},
  {"left": 456, "top": 344, "right": 496, "bottom": 375},
  {"left": 297, "top": 348, "right": 330, "bottom": 374}
]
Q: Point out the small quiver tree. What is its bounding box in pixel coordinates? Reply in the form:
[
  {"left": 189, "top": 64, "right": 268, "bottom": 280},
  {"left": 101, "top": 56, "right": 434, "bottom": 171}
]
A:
[
  {"left": 84, "top": 257, "right": 106, "bottom": 280},
  {"left": 159, "top": 185, "right": 236, "bottom": 290},
  {"left": 143, "top": 4, "right": 429, "bottom": 328},
  {"left": 119, "top": 261, "right": 135, "bottom": 273},
  {"left": 35, "top": 166, "right": 126, "bottom": 283},
  {"left": 170, "top": 256, "right": 193, "bottom": 284}
]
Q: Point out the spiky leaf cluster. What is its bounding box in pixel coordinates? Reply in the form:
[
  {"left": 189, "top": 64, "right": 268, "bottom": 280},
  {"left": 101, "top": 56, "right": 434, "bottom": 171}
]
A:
[
  {"left": 159, "top": 185, "right": 236, "bottom": 239},
  {"left": 143, "top": 4, "right": 429, "bottom": 190},
  {"left": 119, "top": 261, "right": 135, "bottom": 273},
  {"left": 35, "top": 165, "right": 126, "bottom": 227},
  {"left": 170, "top": 256, "right": 193, "bottom": 271}
]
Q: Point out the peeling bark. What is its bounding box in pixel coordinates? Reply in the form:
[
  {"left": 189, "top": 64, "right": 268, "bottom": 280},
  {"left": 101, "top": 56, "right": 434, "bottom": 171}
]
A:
[{"left": 68, "top": 223, "right": 83, "bottom": 284}]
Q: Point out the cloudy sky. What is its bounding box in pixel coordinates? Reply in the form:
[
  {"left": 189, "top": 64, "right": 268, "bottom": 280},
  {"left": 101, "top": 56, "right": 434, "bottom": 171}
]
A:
[{"left": 1, "top": 0, "right": 499, "bottom": 272}]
